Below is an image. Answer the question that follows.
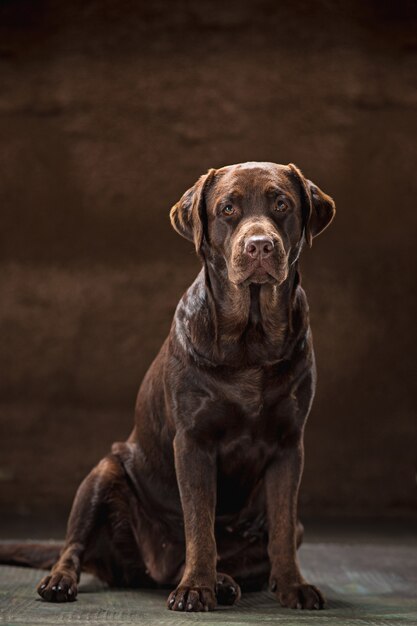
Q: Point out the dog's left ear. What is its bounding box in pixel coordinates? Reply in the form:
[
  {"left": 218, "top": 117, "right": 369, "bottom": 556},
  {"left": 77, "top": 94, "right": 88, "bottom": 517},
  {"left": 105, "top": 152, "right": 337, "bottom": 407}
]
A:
[
  {"left": 288, "top": 164, "right": 336, "bottom": 247},
  {"left": 170, "top": 169, "right": 216, "bottom": 254}
]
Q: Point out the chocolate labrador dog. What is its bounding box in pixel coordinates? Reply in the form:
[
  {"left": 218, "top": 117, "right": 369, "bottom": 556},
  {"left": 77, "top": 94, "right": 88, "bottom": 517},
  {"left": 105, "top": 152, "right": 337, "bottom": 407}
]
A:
[{"left": 0, "top": 162, "right": 335, "bottom": 612}]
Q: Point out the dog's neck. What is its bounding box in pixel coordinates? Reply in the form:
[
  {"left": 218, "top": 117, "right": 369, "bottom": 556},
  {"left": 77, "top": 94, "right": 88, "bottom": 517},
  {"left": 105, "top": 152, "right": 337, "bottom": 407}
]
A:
[{"left": 177, "top": 259, "right": 307, "bottom": 368}]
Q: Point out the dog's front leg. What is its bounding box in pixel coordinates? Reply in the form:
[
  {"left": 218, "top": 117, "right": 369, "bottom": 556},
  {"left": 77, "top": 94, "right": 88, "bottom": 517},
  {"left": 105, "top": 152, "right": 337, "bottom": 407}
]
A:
[
  {"left": 266, "top": 439, "right": 324, "bottom": 610},
  {"left": 167, "top": 431, "right": 217, "bottom": 612}
]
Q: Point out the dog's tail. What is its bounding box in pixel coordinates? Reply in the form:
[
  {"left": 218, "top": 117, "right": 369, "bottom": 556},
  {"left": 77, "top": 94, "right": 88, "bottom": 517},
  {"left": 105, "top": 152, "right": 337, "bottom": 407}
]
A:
[{"left": 0, "top": 542, "right": 62, "bottom": 569}]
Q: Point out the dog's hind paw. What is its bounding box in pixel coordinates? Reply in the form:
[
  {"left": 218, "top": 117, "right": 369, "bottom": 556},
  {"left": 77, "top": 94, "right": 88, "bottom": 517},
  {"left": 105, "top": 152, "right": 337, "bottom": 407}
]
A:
[
  {"left": 37, "top": 571, "right": 78, "bottom": 602},
  {"left": 216, "top": 572, "right": 241, "bottom": 605}
]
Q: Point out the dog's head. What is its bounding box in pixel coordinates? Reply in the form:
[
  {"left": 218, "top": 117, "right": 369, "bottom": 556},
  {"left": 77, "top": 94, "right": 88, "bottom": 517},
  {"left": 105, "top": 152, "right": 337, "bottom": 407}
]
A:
[{"left": 170, "top": 162, "right": 335, "bottom": 286}]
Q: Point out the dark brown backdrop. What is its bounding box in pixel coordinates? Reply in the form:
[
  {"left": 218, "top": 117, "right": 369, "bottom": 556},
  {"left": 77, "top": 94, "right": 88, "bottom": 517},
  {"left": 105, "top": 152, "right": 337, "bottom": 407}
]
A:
[{"left": 0, "top": 0, "right": 416, "bottom": 521}]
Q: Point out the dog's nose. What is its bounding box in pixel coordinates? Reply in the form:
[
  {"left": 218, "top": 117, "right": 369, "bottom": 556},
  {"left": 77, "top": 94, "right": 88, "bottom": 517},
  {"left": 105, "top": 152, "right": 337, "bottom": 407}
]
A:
[{"left": 244, "top": 236, "right": 274, "bottom": 259}]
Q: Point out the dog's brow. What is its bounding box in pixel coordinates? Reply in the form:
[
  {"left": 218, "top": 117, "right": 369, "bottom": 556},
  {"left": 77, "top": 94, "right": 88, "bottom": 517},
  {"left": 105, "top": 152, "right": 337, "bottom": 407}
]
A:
[
  {"left": 228, "top": 189, "right": 244, "bottom": 199},
  {"left": 265, "top": 187, "right": 280, "bottom": 196},
  {"left": 217, "top": 189, "right": 244, "bottom": 203}
]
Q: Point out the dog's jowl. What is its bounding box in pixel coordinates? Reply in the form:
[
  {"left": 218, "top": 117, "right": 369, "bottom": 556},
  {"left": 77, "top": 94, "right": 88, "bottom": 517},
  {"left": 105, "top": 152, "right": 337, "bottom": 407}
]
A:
[{"left": 0, "top": 162, "right": 335, "bottom": 612}]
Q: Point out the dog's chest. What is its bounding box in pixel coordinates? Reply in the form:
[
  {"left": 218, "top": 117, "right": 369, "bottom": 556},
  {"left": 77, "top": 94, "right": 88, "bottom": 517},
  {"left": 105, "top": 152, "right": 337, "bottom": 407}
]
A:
[
  {"left": 212, "top": 363, "right": 298, "bottom": 471},
  {"left": 221, "top": 367, "right": 264, "bottom": 416},
  {"left": 213, "top": 368, "right": 276, "bottom": 466}
]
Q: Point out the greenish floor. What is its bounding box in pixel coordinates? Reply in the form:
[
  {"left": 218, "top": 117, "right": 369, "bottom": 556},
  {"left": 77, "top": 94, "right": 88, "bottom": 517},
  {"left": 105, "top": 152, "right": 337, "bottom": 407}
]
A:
[{"left": 0, "top": 541, "right": 416, "bottom": 626}]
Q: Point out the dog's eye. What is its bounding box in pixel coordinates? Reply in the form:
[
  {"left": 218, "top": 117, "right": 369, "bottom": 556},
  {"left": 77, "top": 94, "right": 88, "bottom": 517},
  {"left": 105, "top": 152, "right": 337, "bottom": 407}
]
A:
[
  {"left": 222, "top": 205, "right": 235, "bottom": 216},
  {"left": 275, "top": 199, "right": 288, "bottom": 212}
]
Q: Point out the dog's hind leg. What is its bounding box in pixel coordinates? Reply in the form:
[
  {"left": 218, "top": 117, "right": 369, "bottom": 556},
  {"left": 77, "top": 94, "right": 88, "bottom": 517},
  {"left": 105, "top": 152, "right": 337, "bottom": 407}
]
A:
[
  {"left": 37, "top": 454, "right": 127, "bottom": 602},
  {"left": 0, "top": 542, "right": 62, "bottom": 569}
]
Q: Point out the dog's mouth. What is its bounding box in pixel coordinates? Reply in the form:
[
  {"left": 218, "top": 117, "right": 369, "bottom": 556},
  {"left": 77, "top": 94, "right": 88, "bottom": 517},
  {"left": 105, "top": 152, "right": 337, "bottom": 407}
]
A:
[
  {"left": 231, "top": 258, "right": 288, "bottom": 287},
  {"left": 241, "top": 265, "right": 277, "bottom": 286}
]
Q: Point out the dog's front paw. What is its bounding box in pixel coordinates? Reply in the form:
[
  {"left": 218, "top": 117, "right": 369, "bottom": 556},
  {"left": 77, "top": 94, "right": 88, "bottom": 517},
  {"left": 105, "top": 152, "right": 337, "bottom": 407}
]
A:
[
  {"left": 37, "top": 571, "right": 78, "bottom": 602},
  {"left": 271, "top": 580, "right": 324, "bottom": 610},
  {"left": 216, "top": 572, "right": 241, "bottom": 605},
  {"left": 167, "top": 584, "right": 216, "bottom": 612}
]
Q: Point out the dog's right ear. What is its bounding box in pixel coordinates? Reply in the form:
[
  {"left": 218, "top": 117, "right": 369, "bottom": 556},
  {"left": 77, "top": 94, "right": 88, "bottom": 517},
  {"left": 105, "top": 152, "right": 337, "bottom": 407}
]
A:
[{"left": 170, "top": 169, "right": 216, "bottom": 255}]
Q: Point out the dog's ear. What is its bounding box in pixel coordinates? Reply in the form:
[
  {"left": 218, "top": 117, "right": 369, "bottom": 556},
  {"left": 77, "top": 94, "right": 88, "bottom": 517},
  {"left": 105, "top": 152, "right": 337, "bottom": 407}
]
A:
[
  {"left": 306, "top": 180, "right": 336, "bottom": 246},
  {"left": 170, "top": 169, "right": 216, "bottom": 254},
  {"left": 288, "top": 164, "right": 336, "bottom": 247}
]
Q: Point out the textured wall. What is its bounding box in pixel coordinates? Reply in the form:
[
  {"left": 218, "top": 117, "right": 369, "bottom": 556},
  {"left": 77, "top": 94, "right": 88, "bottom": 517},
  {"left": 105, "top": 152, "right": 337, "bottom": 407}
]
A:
[{"left": 0, "top": 0, "right": 416, "bottom": 520}]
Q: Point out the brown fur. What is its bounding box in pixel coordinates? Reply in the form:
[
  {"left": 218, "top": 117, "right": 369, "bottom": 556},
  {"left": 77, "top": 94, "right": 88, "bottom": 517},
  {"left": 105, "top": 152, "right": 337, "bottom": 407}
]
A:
[{"left": 0, "top": 161, "right": 335, "bottom": 612}]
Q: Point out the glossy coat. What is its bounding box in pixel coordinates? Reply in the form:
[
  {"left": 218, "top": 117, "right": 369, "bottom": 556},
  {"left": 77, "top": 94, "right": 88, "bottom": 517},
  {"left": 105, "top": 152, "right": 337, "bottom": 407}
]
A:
[{"left": 0, "top": 162, "right": 335, "bottom": 612}]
